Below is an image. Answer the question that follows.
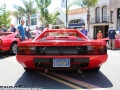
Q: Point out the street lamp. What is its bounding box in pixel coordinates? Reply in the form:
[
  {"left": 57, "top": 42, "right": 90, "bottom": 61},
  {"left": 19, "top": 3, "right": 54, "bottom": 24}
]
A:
[{"left": 66, "top": 0, "right": 68, "bottom": 28}]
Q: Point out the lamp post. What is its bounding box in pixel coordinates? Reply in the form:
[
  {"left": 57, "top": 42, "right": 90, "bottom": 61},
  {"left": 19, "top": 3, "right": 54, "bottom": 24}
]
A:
[{"left": 66, "top": 0, "right": 68, "bottom": 28}]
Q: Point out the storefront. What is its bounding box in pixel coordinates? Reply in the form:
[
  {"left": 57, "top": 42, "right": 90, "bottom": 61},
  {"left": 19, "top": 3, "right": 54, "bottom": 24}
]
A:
[
  {"left": 93, "top": 25, "right": 109, "bottom": 39},
  {"left": 117, "top": 8, "right": 120, "bottom": 32}
]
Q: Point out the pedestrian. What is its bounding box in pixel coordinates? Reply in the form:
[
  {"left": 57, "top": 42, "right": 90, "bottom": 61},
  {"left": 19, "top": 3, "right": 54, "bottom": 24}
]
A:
[
  {"left": 10, "top": 24, "right": 16, "bottom": 33},
  {"left": 1, "top": 24, "right": 6, "bottom": 32},
  {"left": 44, "top": 24, "right": 49, "bottom": 31},
  {"left": 16, "top": 20, "right": 25, "bottom": 41},
  {"left": 24, "top": 28, "right": 28, "bottom": 37},
  {"left": 39, "top": 27, "right": 43, "bottom": 33},
  {"left": 27, "top": 29, "right": 31, "bottom": 39},
  {"left": 97, "top": 30, "right": 103, "bottom": 39},
  {"left": 108, "top": 26, "right": 116, "bottom": 50},
  {"left": 35, "top": 26, "right": 41, "bottom": 38},
  {"left": 80, "top": 25, "right": 88, "bottom": 36}
]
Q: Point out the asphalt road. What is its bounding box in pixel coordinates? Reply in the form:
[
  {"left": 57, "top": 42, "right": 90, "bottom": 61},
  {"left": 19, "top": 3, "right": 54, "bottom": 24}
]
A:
[{"left": 0, "top": 50, "right": 120, "bottom": 90}]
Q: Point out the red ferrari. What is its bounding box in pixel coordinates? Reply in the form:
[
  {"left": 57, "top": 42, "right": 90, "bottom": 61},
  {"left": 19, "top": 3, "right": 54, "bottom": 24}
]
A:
[
  {"left": 16, "top": 29, "right": 108, "bottom": 72},
  {"left": 98, "top": 34, "right": 120, "bottom": 48},
  {"left": 0, "top": 32, "right": 21, "bottom": 54}
]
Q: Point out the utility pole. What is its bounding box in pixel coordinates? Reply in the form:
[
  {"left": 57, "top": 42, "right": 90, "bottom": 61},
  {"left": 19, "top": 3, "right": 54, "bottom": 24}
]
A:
[{"left": 66, "top": 0, "right": 68, "bottom": 28}]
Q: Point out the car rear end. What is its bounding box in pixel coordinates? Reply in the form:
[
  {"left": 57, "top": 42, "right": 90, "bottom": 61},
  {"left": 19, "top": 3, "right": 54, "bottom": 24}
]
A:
[{"left": 16, "top": 40, "right": 108, "bottom": 70}]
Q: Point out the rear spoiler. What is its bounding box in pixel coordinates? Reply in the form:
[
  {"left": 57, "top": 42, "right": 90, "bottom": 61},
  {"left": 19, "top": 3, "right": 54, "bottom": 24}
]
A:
[{"left": 18, "top": 41, "right": 106, "bottom": 46}]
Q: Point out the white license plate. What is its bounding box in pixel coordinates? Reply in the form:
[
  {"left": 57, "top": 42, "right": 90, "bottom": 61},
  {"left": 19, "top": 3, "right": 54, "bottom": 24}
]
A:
[{"left": 53, "top": 58, "right": 70, "bottom": 67}]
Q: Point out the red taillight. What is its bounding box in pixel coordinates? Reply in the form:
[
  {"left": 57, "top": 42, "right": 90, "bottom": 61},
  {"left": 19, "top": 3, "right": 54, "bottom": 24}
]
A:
[
  {"left": 0, "top": 39, "right": 2, "bottom": 44},
  {"left": 87, "top": 46, "right": 107, "bottom": 55},
  {"left": 17, "top": 46, "right": 36, "bottom": 55}
]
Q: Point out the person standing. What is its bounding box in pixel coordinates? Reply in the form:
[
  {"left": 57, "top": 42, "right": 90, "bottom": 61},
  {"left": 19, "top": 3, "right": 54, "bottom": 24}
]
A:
[
  {"left": 17, "top": 20, "right": 25, "bottom": 41},
  {"left": 1, "top": 24, "right": 6, "bottom": 32},
  {"left": 44, "top": 24, "right": 49, "bottom": 31},
  {"left": 108, "top": 26, "right": 116, "bottom": 50},
  {"left": 35, "top": 26, "right": 41, "bottom": 38},
  {"left": 24, "top": 28, "right": 28, "bottom": 37},
  {"left": 97, "top": 30, "right": 103, "bottom": 39},
  {"left": 26, "top": 29, "right": 31, "bottom": 39},
  {"left": 10, "top": 24, "right": 16, "bottom": 33},
  {"left": 80, "top": 25, "right": 88, "bottom": 36}
]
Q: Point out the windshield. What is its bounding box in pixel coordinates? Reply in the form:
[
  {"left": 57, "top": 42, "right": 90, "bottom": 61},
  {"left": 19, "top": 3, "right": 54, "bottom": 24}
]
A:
[{"left": 45, "top": 32, "right": 79, "bottom": 37}]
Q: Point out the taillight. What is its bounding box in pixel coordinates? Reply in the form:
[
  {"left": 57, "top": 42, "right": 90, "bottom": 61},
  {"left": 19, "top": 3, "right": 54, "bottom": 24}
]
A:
[
  {"left": 87, "top": 46, "right": 107, "bottom": 55},
  {"left": 17, "top": 46, "right": 36, "bottom": 55},
  {"left": 0, "top": 39, "right": 2, "bottom": 44}
]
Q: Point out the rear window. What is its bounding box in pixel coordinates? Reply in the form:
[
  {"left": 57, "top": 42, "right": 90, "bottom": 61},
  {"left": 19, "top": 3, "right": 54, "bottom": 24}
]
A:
[{"left": 45, "top": 32, "right": 78, "bottom": 37}]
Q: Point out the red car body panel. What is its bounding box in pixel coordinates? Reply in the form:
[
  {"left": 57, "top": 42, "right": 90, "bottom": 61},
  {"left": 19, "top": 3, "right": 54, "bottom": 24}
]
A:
[
  {"left": 96, "top": 34, "right": 120, "bottom": 48},
  {"left": 16, "top": 29, "right": 108, "bottom": 70},
  {"left": 16, "top": 55, "right": 108, "bottom": 70},
  {"left": 0, "top": 32, "right": 20, "bottom": 52}
]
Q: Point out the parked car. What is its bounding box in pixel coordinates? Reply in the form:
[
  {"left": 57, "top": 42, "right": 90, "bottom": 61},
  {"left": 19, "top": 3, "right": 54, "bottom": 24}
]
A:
[
  {"left": 16, "top": 29, "right": 108, "bottom": 72},
  {"left": 0, "top": 32, "right": 29, "bottom": 55},
  {"left": 0, "top": 32, "right": 20, "bottom": 54},
  {"left": 98, "top": 34, "right": 120, "bottom": 48}
]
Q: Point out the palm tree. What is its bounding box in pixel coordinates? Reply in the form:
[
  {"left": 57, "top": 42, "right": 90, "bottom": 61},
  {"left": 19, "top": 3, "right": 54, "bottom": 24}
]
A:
[
  {"left": 12, "top": 11, "right": 24, "bottom": 25},
  {"left": 35, "top": 0, "right": 59, "bottom": 26},
  {"left": 69, "top": 0, "right": 98, "bottom": 32},
  {"left": 13, "top": 0, "right": 37, "bottom": 29}
]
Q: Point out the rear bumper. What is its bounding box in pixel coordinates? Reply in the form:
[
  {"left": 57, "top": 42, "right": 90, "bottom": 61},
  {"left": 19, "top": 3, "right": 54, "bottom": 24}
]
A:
[{"left": 16, "top": 55, "right": 108, "bottom": 70}]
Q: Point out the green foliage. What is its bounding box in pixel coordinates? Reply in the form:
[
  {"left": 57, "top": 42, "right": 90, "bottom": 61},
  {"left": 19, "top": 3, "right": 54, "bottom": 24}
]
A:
[
  {"left": 69, "top": 0, "right": 98, "bottom": 31},
  {"left": 0, "top": 4, "right": 11, "bottom": 29},
  {"left": 13, "top": 0, "right": 37, "bottom": 29},
  {"left": 35, "top": 0, "right": 59, "bottom": 25},
  {"left": 70, "top": 0, "right": 98, "bottom": 8}
]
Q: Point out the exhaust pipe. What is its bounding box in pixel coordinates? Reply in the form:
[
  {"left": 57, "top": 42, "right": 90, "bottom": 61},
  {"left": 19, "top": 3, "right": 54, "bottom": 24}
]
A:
[
  {"left": 45, "top": 69, "right": 48, "bottom": 73},
  {"left": 36, "top": 63, "right": 41, "bottom": 67}
]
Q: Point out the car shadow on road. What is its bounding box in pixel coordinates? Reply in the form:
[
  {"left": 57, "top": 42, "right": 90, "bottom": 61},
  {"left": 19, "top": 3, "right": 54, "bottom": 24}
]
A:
[
  {"left": 108, "top": 48, "right": 120, "bottom": 51},
  {"left": 14, "top": 70, "right": 113, "bottom": 89},
  {"left": 0, "top": 52, "right": 15, "bottom": 60},
  {"left": 51, "top": 70, "right": 113, "bottom": 88},
  {"left": 14, "top": 71, "right": 73, "bottom": 89}
]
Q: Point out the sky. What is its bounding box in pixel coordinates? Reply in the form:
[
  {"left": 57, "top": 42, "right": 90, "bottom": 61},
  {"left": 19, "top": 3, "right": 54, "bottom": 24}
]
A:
[{"left": 0, "top": 0, "right": 79, "bottom": 13}]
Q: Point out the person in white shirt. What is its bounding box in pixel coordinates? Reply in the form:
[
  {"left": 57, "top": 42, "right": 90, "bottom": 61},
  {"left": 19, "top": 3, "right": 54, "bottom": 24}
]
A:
[
  {"left": 44, "top": 24, "right": 49, "bottom": 31},
  {"left": 35, "top": 26, "right": 41, "bottom": 37}
]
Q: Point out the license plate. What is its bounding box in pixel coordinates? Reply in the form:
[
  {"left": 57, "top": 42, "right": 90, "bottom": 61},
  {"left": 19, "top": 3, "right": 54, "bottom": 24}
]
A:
[{"left": 53, "top": 58, "right": 70, "bottom": 67}]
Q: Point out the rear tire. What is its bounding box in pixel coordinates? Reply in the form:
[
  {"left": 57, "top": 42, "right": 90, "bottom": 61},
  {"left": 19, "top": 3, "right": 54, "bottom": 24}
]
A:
[
  {"left": 90, "top": 67, "right": 100, "bottom": 72},
  {"left": 24, "top": 68, "right": 34, "bottom": 72},
  {"left": 9, "top": 42, "right": 17, "bottom": 55}
]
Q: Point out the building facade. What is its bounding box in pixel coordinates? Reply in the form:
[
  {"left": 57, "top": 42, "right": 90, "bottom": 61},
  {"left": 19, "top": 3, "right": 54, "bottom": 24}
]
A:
[
  {"left": 10, "top": 7, "right": 87, "bottom": 30},
  {"left": 89, "top": 0, "right": 120, "bottom": 39},
  {"left": 10, "top": 0, "right": 120, "bottom": 38}
]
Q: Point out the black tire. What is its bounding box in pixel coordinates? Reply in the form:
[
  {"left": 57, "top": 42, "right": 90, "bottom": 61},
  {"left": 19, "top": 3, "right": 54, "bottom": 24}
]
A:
[
  {"left": 90, "top": 67, "right": 100, "bottom": 72},
  {"left": 24, "top": 68, "right": 34, "bottom": 72},
  {"left": 9, "top": 42, "right": 17, "bottom": 55}
]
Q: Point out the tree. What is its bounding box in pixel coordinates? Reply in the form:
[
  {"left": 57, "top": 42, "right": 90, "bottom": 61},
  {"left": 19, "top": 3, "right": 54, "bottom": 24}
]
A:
[
  {"left": 12, "top": 11, "right": 24, "bottom": 25},
  {"left": 0, "top": 4, "right": 11, "bottom": 29},
  {"left": 35, "top": 0, "right": 59, "bottom": 26},
  {"left": 13, "top": 0, "right": 37, "bottom": 29},
  {"left": 69, "top": 0, "right": 98, "bottom": 32}
]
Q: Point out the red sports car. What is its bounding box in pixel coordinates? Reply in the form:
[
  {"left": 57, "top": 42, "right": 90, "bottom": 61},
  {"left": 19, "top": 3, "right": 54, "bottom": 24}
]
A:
[
  {"left": 0, "top": 32, "right": 21, "bottom": 54},
  {"left": 98, "top": 34, "right": 120, "bottom": 48},
  {"left": 16, "top": 29, "right": 108, "bottom": 72}
]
